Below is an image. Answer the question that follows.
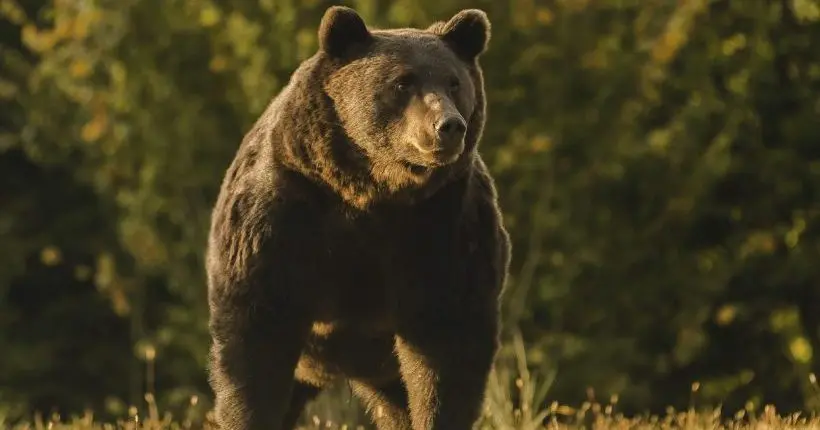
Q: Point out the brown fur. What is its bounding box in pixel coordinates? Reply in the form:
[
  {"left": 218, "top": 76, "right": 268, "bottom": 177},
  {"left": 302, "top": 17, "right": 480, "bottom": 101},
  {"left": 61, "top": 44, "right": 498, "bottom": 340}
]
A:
[{"left": 205, "top": 6, "right": 510, "bottom": 430}]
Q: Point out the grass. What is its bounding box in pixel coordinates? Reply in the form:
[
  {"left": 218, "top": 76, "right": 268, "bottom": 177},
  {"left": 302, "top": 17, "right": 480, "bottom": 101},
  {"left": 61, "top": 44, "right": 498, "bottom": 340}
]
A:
[
  {"left": 5, "top": 332, "right": 820, "bottom": 429},
  {"left": 7, "top": 402, "right": 820, "bottom": 430}
]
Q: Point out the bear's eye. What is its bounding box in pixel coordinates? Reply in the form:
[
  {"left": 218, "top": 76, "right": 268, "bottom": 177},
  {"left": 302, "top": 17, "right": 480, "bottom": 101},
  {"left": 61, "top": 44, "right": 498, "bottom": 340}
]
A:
[
  {"left": 448, "top": 78, "right": 461, "bottom": 93},
  {"left": 394, "top": 74, "right": 416, "bottom": 93}
]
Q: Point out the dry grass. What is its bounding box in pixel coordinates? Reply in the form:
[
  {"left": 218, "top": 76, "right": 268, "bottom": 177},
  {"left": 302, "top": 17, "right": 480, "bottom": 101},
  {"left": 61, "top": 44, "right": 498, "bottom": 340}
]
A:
[
  {"left": 6, "top": 404, "right": 820, "bottom": 430},
  {"left": 5, "top": 332, "right": 820, "bottom": 429}
]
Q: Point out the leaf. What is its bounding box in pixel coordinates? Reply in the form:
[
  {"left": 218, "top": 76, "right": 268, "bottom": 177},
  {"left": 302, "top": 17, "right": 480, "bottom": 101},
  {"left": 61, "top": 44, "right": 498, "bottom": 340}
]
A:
[
  {"left": 80, "top": 112, "right": 108, "bottom": 142},
  {"left": 198, "top": 4, "right": 221, "bottom": 27},
  {"left": 69, "top": 59, "right": 92, "bottom": 78}
]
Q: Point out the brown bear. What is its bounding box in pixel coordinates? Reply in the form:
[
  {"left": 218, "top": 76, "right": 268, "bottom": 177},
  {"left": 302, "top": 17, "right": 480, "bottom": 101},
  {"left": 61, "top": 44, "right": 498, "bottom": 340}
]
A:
[{"left": 205, "top": 5, "right": 510, "bottom": 430}]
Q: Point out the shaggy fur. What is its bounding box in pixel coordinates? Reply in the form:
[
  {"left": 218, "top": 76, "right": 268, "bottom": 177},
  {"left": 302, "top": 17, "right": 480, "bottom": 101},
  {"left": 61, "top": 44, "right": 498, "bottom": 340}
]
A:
[{"left": 205, "top": 6, "right": 510, "bottom": 430}]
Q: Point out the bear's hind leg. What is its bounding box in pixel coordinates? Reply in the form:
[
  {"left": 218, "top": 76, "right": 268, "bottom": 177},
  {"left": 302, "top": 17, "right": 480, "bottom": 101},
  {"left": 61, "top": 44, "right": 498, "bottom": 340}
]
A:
[{"left": 350, "top": 378, "right": 412, "bottom": 430}]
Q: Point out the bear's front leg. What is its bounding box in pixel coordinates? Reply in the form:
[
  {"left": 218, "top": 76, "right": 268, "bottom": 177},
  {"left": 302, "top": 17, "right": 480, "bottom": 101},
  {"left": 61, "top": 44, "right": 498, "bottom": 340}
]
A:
[
  {"left": 206, "top": 194, "right": 320, "bottom": 430},
  {"left": 393, "top": 186, "right": 509, "bottom": 430},
  {"left": 208, "top": 297, "right": 312, "bottom": 430},
  {"left": 395, "top": 310, "right": 498, "bottom": 430}
]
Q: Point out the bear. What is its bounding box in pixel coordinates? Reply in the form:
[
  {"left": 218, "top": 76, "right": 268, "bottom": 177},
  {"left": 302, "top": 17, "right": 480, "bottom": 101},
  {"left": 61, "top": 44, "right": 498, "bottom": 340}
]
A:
[{"left": 205, "top": 5, "right": 511, "bottom": 430}]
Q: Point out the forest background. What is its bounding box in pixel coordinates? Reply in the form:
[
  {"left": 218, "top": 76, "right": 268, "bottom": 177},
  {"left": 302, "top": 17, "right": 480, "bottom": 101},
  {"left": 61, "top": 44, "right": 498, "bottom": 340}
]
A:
[{"left": 2, "top": 0, "right": 820, "bottom": 426}]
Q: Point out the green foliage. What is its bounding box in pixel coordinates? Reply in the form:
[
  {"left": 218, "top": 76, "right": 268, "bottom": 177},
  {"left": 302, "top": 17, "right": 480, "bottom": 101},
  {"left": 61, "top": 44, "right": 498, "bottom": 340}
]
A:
[{"left": 1, "top": 0, "right": 820, "bottom": 424}]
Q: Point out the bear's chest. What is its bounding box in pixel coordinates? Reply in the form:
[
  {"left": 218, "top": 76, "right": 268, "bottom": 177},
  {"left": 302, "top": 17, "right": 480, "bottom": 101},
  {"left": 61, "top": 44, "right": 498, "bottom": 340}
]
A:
[
  {"left": 308, "top": 202, "right": 463, "bottom": 333},
  {"left": 310, "top": 210, "right": 406, "bottom": 329}
]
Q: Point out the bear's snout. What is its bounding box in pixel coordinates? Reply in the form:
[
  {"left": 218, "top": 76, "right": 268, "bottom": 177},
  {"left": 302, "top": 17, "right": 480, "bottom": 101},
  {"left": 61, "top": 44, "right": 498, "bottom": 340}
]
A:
[
  {"left": 427, "top": 113, "right": 467, "bottom": 164},
  {"left": 436, "top": 116, "right": 467, "bottom": 143},
  {"left": 407, "top": 110, "right": 466, "bottom": 166}
]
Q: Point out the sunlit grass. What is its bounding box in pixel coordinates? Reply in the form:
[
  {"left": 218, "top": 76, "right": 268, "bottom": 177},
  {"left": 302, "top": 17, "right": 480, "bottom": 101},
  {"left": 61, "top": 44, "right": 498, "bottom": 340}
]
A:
[
  {"left": 6, "top": 331, "right": 820, "bottom": 429},
  {"left": 7, "top": 403, "right": 820, "bottom": 430}
]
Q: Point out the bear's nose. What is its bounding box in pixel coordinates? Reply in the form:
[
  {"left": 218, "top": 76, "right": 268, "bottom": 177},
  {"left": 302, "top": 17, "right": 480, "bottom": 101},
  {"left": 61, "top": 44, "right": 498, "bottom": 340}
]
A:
[{"left": 435, "top": 116, "right": 467, "bottom": 142}]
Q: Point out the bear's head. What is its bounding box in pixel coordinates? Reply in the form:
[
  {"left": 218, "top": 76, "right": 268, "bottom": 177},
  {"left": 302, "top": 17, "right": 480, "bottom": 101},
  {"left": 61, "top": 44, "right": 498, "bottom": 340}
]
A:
[{"left": 317, "top": 6, "right": 490, "bottom": 190}]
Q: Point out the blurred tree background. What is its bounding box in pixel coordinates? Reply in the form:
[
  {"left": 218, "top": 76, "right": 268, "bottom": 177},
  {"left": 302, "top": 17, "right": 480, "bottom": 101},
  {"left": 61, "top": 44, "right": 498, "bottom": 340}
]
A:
[{"left": 1, "top": 0, "right": 820, "bottom": 425}]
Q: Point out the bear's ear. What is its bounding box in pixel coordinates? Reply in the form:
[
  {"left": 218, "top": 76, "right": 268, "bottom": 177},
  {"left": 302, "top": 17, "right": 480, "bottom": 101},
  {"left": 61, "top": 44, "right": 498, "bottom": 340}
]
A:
[
  {"left": 318, "top": 6, "right": 372, "bottom": 59},
  {"left": 438, "top": 9, "right": 491, "bottom": 61}
]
